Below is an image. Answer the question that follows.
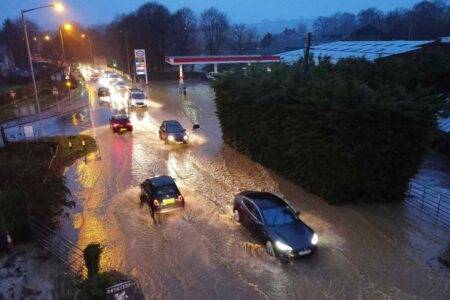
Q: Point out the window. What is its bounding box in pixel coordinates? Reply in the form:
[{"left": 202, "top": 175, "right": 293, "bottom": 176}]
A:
[{"left": 243, "top": 199, "right": 262, "bottom": 221}]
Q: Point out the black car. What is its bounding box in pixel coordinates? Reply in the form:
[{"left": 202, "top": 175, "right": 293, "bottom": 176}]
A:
[
  {"left": 233, "top": 191, "right": 318, "bottom": 259},
  {"left": 140, "top": 176, "right": 185, "bottom": 214},
  {"left": 159, "top": 120, "right": 189, "bottom": 144}
]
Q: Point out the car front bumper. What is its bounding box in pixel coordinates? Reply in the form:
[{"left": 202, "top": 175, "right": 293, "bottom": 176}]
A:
[
  {"left": 156, "top": 202, "right": 184, "bottom": 214},
  {"left": 279, "top": 246, "right": 317, "bottom": 258}
]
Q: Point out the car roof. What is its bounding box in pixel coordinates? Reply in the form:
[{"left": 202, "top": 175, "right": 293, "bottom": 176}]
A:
[
  {"left": 238, "top": 191, "right": 286, "bottom": 209},
  {"left": 146, "top": 175, "right": 175, "bottom": 187},
  {"left": 164, "top": 120, "right": 182, "bottom": 125}
]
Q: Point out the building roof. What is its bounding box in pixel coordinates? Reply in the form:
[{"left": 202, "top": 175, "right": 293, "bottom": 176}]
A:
[{"left": 279, "top": 40, "right": 434, "bottom": 63}]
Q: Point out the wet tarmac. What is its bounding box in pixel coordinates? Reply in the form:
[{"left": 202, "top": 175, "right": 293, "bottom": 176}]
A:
[{"left": 58, "top": 79, "right": 449, "bottom": 299}]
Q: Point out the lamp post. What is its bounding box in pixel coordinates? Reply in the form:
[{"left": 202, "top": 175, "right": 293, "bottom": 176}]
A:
[
  {"left": 81, "top": 33, "right": 94, "bottom": 65},
  {"left": 59, "top": 22, "right": 72, "bottom": 62},
  {"left": 120, "top": 30, "right": 132, "bottom": 81},
  {"left": 21, "top": 2, "right": 64, "bottom": 137}
]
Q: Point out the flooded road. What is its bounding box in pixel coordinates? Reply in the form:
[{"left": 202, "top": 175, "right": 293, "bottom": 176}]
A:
[{"left": 61, "top": 79, "right": 449, "bottom": 299}]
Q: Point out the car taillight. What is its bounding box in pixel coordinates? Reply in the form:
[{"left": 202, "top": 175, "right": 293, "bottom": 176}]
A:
[
  {"left": 127, "top": 122, "right": 132, "bottom": 126},
  {"left": 113, "top": 123, "right": 119, "bottom": 127},
  {"left": 153, "top": 199, "right": 159, "bottom": 206},
  {"left": 177, "top": 195, "right": 184, "bottom": 202}
]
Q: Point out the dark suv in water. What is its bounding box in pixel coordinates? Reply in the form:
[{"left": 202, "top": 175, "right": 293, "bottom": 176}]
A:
[
  {"left": 140, "top": 176, "right": 185, "bottom": 214},
  {"left": 233, "top": 191, "right": 318, "bottom": 259},
  {"left": 159, "top": 120, "right": 189, "bottom": 144}
]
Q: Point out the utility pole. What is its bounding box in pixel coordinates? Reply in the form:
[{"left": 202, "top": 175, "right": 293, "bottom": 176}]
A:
[
  {"left": 21, "top": 10, "right": 42, "bottom": 136},
  {"left": 59, "top": 27, "right": 66, "bottom": 62},
  {"left": 124, "top": 30, "right": 131, "bottom": 81},
  {"left": 304, "top": 32, "right": 312, "bottom": 77}
]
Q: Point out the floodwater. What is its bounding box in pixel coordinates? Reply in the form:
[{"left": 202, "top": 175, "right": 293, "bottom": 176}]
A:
[{"left": 57, "top": 78, "right": 449, "bottom": 299}]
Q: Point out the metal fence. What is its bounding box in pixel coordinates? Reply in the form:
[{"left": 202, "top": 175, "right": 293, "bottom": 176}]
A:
[
  {"left": 405, "top": 181, "right": 450, "bottom": 228},
  {"left": 28, "top": 216, "right": 87, "bottom": 278}
]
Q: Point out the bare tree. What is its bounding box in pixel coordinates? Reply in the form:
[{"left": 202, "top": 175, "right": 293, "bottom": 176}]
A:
[
  {"left": 170, "top": 7, "right": 198, "bottom": 55},
  {"left": 296, "top": 21, "right": 308, "bottom": 38},
  {"left": 200, "top": 7, "right": 230, "bottom": 55},
  {"left": 230, "top": 24, "right": 257, "bottom": 54}
]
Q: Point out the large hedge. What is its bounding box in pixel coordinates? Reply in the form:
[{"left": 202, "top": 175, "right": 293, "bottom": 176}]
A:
[{"left": 213, "top": 56, "right": 448, "bottom": 204}]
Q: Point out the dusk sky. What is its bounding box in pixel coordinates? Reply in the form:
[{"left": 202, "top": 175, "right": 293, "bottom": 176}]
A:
[{"left": 2, "top": 0, "right": 425, "bottom": 29}]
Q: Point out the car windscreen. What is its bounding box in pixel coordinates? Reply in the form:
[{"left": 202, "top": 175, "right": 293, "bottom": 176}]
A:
[
  {"left": 132, "top": 93, "right": 146, "bottom": 99},
  {"left": 260, "top": 206, "right": 296, "bottom": 226},
  {"left": 155, "top": 185, "right": 179, "bottom": 198},
  {"left": 167, "top": 123, "right": 184, "bottom": 132}
]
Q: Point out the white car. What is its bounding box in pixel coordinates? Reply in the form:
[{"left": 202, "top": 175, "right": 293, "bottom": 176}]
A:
[
  {"left": 128, "top": 91, "right": 149, "bottom": 108},
  {"left": 114, "top": 80, "right": 128, "bottom": 91}
]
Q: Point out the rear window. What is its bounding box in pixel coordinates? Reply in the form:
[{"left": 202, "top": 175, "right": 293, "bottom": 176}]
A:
[
  {"left": 113, "top": 116, "right": 129, "bottom": 123},
  {"left": 132, "top": 93, "right": 146, "bottom": 99},
  {"left": 155, "top": 185, "right": 179, "bottom": 198}
]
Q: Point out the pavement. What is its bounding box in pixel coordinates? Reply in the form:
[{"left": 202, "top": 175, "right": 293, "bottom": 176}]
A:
[{"left": 44, "top": 73, "right": 450, "bottom": 299}]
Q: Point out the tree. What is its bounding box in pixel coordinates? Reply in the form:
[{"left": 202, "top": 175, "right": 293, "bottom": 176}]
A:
[
  {"left": 170, "top": 7, "right": 198, "bottom": 55},
  {"left": 357, "top": 7, "right": 384, "bottom": 29},
  {"left": 260, "top": 33, "right": 274, "bottom": 48},
  {"left": 296, "top": 21, "right": 308, "bottom": 38},
  {"left": 230, "top": 24, "right": 257, "bottom": 54},
  {"left": 200, "top": 7, "right": 230, "bottom": 55},
  {"left": 135, "top": 2, "right": 171, "bottom": 72}
]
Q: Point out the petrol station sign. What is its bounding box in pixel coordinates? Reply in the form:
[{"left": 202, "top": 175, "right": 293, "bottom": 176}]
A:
[{"left": 134, "top": 49, "right": 148, "bottom": 84}]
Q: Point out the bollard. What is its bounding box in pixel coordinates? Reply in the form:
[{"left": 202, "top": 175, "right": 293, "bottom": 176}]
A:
[
  {"left": 82, "top": 139, "right": 86, "bottom": 147},
  {"left": 6, "top": 231, "right": 13, "bottom": 253},
  {"left": 68, "top": 140, "right": 72, "bottom": 149}
]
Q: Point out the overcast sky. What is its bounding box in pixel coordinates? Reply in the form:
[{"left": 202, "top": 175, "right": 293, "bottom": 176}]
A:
[{"left": 1, "top": 0, "right": 425, "bottom": 29}]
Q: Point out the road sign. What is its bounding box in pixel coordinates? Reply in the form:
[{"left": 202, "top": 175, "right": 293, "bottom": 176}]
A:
[
  {"left": 134, "top": 49, "right": 148, "bottom": 84},
  {"left": 52, "top": 87, "right": 59, "bottom": 96},
  {"left": 106, "top": 280, "right": 139, "bottom": 300},
  {"left": 9, "top": 90, "right": 16, "bottom": 99}
]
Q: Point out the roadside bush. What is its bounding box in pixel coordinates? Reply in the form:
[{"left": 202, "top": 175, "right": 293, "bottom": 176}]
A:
[
  {"left": 82, "top": 270, "right": 129, "bottom": 299},
  {"left": 0, "top": 135, "right": 97, "bottom": 240},
  {"left": 432, "top": 131, "right": 450, "bottom": 157},
  {"left": 84, "top": 243, "right": 102, "bottom": 279},
  {"left": 213, "top": 56, "right": 445, "bottom": 204}
]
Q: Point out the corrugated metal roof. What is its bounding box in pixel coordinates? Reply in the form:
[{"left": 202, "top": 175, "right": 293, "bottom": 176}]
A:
[{"left": 279, "top": 40, "right": 434, "bottom": 63}]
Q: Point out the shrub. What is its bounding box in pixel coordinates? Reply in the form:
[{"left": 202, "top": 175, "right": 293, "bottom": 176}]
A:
[
  {"left": 83, "top": 243, "right": 102, "bottom": 278},
  {"left": 213, "top": 57, "right": 445, "bottom": 204}
]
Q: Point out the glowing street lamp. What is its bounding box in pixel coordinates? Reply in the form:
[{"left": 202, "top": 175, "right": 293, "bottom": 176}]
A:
[
  {"left": 81, "top": 33, "right": 94, "bottom": 64},
  {"left": 44, "top": 35, "right": 51, "bottom": 41},
  {"left": 20, "top": 2, "right": 65, "bottom": 137},
  {"left": 60, "top": 22, "right": 72, "bottom": 61},
  {"left": 63, "top": 23, "right": 73, "bottom": 31}
]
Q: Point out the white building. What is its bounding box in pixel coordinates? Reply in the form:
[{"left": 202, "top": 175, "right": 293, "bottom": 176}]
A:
[{"left": 279, "top": 40, "right": 434, "bottom": 63}]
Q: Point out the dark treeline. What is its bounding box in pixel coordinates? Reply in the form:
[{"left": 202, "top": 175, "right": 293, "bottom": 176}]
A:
[
  {"left": 95, "top": 3, "right": 258, "bottom": 73},
  {"left": 313, "top": 0, "right": 450, "bottom": 41}
]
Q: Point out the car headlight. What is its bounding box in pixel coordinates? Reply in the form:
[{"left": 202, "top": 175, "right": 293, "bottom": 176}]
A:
[
  {"left": 311, "top": 233, "right": 319, "bottom": 245},
  {"left": 168, "top": 135, "right": 175, "bottom": 141},
  {"left": 183, "top": 135, "right": 189, "bottom": 140},
  {"left": 275, "top": 240, "right": 292, "bottom": 252}
]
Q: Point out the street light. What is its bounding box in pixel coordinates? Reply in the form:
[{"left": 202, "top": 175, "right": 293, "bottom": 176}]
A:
[
  {"left": 59, "top": 22, "right": 72, "bottom": 61},
  {"left": 81, "top": 33, "right": 94, "bottom": 65},
  {"left": 44, "top": 35, "right": 51, "bottom": 41},
  {"left": 21, "top": 2, "right": 64, "bottom": 137}
]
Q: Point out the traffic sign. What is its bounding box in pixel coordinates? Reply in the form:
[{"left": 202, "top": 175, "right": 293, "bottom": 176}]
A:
[
  {"left": 52, "top": 87, "right": 59, "bottom": 96},
  {"left": 9, "top": 90, "right": 16, "bottom": 99}
]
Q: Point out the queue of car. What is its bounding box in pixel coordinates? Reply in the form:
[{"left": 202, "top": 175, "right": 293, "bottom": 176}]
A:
[{"left": 82, "top": 65, "right": 319, "bottom": 260}]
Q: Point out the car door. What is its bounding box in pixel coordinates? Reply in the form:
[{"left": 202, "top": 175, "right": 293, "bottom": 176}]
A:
[{"left": 245, "top": 201, "right": 266, "bottom": 241}]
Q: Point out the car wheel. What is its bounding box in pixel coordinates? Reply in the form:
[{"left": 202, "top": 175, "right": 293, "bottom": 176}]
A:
[
  {"left": 233, "top": 209, "right": 240, "bottom": 222},
  {"left": 266, "top": 240, "right": 276, "bottom": 257}
]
